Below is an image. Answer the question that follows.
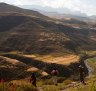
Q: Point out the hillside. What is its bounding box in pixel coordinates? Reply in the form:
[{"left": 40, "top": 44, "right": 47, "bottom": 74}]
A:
[
  {"left": 0, "top": 14, "right": 96, "bottom": 54},
  {"left": 0, "top": 3, "right": 96, "bottom": 74},
  {"left": 0, "top": 3, "right": 96, "bottom": 55},
  {"left": 0, "top": 3, "right": 50, "bottom": 20},
  {"left": 0, "top": 3, "right": 96, "bottom": 91},
  {"left": 0, "top": 54, "right": 96, "bottom": 91}
]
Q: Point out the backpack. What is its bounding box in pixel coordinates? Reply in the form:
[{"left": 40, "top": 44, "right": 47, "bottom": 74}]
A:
[{"left": 51, "top": 70, "right": 58, "bottom": 76}]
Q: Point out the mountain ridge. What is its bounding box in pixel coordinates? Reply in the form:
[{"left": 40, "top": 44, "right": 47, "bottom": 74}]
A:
[{"left": 0, "top": 3, "right": 50, "bottom": 20}]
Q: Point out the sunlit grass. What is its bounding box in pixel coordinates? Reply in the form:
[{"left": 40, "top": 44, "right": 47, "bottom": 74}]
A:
[
  {"left": 0, "top": 80, "right": 37, "bottom": 91},
  {"left": 0, "top": 76, "right": 96, "bottom": 91}
]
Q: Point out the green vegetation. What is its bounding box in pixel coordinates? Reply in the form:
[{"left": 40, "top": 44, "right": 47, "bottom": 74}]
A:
[
  {"left": 80, "top": 51, "right": 96, "bottom": 56},
  {"left": 69, "top": 81, "right": 96, "bottom": 91},
  {"left": 0, "top": 77, "right": 96, "bottom": 91},
  {"left": 40, "top": 76, "right": 96, "bottom": 91},
  {"left": 86, "top": 57, "right": 96, "bottom": 75},
  {"left": 43, "top": 85, "right": 59, "bottom": 91}
]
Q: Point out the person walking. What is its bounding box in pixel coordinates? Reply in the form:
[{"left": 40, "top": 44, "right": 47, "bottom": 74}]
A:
[
  {"left": 30, "top": 73, "right": 37, "bottom": 87},
  {"left": 78, "top": 65, "right": 86, "bottom": 85},
  {"left": 51, "top": 68, "right": 59, "bottom": 86}
]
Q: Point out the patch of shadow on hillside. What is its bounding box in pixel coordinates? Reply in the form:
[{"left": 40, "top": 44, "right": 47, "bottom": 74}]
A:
[
  {"left": 1, "top": 54, "right": 88, "bottom": 79},
  {"left": 57, "top": 24, "right": 96, "bottom": 52}
]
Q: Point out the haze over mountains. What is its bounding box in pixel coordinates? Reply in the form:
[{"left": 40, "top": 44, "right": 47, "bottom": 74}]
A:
[
  {"left": 19, "top": 5, "right": 87, "bottom": 17},
  {"left": 0, "top": 3, "right": 96, "bottom": 55},
  {"left": 19, "top": 5, "right": 96, "bottom": 22}
]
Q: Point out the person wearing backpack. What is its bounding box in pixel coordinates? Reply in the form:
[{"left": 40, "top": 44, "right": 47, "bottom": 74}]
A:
[{"left": 51, "top": 68, "right": 59, "bottom": 86}]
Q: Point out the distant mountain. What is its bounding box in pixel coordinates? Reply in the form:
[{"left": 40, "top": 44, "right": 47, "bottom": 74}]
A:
[
  {"left": 19, "top": 5, "right": 93, "bottom": 23},
  {"left": 0, "top": 3, "right": 96, "bottom": 55},
  {"left": 89, "top": 15, "right": 96, "bottom": 21},
  {"left": 19, "top": 5, "right": 87, "bottom": 17},
  {"left": 39, "top": 11, "right": 92, "bottom": 23}
]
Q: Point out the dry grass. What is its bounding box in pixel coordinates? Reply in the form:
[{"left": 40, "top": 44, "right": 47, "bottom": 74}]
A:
[
  {"left": 0, "top": 56, "right": 26, "bottom": 66},
  {"left": 26, "top": 67, "right": 39, "bottom": 72},
  {"left": 23, "top": 54, "right": 80, "bottom": 65}
]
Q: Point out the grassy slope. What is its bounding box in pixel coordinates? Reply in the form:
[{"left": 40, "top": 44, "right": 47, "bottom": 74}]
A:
[
  {"left": 0, "top": 14, "right": 96, "bottom": 55},
  {"left": 0, "top": 76, "right": 96, "bottom": 91},
  {"left": 0, "top": 4, "right": 96, "bottom": 55}
]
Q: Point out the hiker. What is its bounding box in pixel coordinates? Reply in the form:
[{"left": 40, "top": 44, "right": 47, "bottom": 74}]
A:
[
  {"left": 30, "top": 73, "right": 37, "bottom": 87},
  {"left": 51, "top": 68, "right": 59, "bottom": 85},
  {"left": 78, "top": 65, "right": 86, "bottom": 85}
]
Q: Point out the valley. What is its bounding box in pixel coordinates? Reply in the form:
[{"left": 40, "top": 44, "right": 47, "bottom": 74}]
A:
[{"left": 0, "top": 2, "right": 96, "bottom": 91}]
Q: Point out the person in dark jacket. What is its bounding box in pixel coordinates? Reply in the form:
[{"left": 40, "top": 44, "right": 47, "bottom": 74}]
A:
[
  {"left": 79, "top": 65, "right": 86, "bottom": 85},
  {"left": 30, "top": 73, "right": 37, "bottom": 87}
]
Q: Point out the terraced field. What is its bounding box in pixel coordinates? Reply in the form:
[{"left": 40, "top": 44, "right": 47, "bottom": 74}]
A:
[{"left": 24, "top": 54, "right": 80, "bottom": 65}]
